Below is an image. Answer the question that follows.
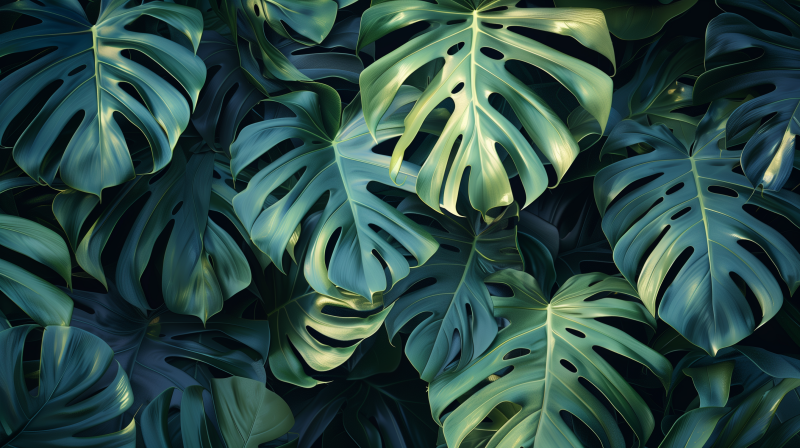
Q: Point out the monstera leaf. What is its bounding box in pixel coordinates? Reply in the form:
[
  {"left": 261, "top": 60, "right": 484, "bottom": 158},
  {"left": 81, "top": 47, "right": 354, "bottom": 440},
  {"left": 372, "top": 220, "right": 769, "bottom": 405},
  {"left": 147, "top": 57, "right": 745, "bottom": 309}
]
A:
[
  {"left": 232, "top": 86, "right": 440, "bottom": 300},
  {"left": 569, "top": 36, "right": 705, "bottom": 150},
  {"left": 357, "top": 0, "right": 615, "bottom": 217},
  {"left": 385, "top": 197, "right": 522, "bottom": 381},
  {"left": 0, "top": 0, "right": 205, "bottom": 196},
  {"left": 554, "top": 0, "right": 698, "bottom": 40},
  {"left": 0, "top": 211, "right": 73, "bottom": 327},
  {"left": 142, "top": 378, "right": 294, "bottom": 448},
  {"left": 193, "top": 30, "right": 283, "bottom": 152},
  {"left": 68, "top": 285, "right": 270, "bottom": 430},
  {"left": 666, "top": 347, "right": 800, "bottom": 448},
  {"left": 54, "top": 146, "right": 252, "bottom": 322},
  {"left": 255, "top": 212, "right": 392, "bottom": 388},
  {"left": 272, "top": 334, "right": 438, "bottom": 448},
  {"left": 0, "top": 325, "right": 136, "bottom": 447},
  {"left": 594, "top": 99, "right": 800, "bottom": 354},
  {"left": 429, "top": 270, "right": 671, "bottom": 448},
  {"left": 694, "top": 0, "right": 800, "bottom": 192},
  {"left": 212, "top": 0, "right": 333, "bottom": 83}
]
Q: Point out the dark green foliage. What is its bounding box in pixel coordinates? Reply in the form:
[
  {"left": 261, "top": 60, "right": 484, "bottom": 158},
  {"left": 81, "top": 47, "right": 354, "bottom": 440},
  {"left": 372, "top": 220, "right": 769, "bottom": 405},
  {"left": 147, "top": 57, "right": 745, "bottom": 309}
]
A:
[{"left": 1, "top": 0, "right": 800, "bottom": 447}]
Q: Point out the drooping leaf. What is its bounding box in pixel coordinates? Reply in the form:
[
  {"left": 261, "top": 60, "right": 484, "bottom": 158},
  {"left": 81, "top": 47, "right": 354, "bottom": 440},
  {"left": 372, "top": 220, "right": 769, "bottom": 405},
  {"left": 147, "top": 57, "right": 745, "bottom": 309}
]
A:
[
  {"left": 385, "top": 197, "right": 522, "bottom": 381},
  {"left": 357, "top": 0, "right": 615, "bottom": 217},
  {"left": 594, "top": 99, "right": 800, "bottom": 354},
  {"left": 694, "top": 0, "right": 800, "bottom": 191},
  {"left": 0, "top": 325, "right": 136, "bottom": 447},
  {"left": 255, "top": 212, "right": 392, "bottom": 388},
  {"left": 232, "top": 86, "right": 440, "bottom": 300},
  {"left": 555, "top": 0, "right": 698, "bottom": 40},
  {"left": 55, "top": 146, "right": 252, "bottom": 322},
  {"left": 68, "top": 285, "right": 270, "bottom": 431},
  {"left": 429, "top": 270, "right": 672, "bottom": 448},
  {"left": 0, "top": 0, "right": 205, "bottom": 196}
]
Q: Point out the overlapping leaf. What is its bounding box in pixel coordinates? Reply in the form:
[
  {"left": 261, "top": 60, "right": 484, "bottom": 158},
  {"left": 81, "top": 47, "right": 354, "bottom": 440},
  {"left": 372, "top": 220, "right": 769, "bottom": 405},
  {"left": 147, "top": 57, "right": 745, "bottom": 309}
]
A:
[
  {"left": 55, "top": 146, "right": 252, "bottom": 322},
  {"left": 385, "top": 197, "right": 522, "bottom": 381},
  {"left": 555, "top": 0, "right": 698, "bottom": 40},
  {"left": 0, "top": 325, "right": 136, "bottom": 447},
  {"left": 232, "top": 87, "right": 440, "bottom": 300},
  {"left": 256, "top": 212, "right": 392, "bottom": 388},
  {"left": 68, "top": 285, "right": 270, "bottom": 432},
  {"left": 142, "top": 377, "right": 294, "bottom": 448},
  {"left": 0, "top": 0, "right": 205, "bottom": 196},
  {"left": 694, "top": 0, "right": 800, "bottom": 192},
  {"left": 357, "top": 0, "right": 615, "bottom": 216},
  {"left": 595, "top": 99, "right": 800, "bottom": 354},
  {"left": 429, "top": 270, "right": 671, "bottom": 448}
]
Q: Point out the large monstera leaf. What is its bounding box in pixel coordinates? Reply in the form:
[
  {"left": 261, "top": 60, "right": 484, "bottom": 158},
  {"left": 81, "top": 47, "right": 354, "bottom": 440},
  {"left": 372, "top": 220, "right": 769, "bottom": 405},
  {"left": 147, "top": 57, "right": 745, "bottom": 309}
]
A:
[
  {"left": 256, "top": 212, "right": 392, "bottom": 388},
  {"left": 54, "top": 146, "right": 252, "bottom": 322},
  {"left": 357, "top": 0, "right": 615, "bottom": 217},
  {"left": 429, "top": 270, "right": 671, "bottom": 448},
  {"left": 68, "top": 285, "right": 270, "bottom": 432},
  {"left": 554, "top": 0, "right": 698, "bottom": 40},
  {"left": 232, "top": 87, "right": 439, "bottom": 300},
  {"left": 0, "top": 0, "right": 205, "bottom": 196},
  {"left": 0, "top": 325, "right": 136, "bottom": 447},
  {"left": 385, "top": 197, "right": 522, "bottom": 381},
  {"left": 694, "top": 0, "right": 800, "bottom": 192},
  {"left": 594, "top": 100, "right": 800, "bottom": 354}
]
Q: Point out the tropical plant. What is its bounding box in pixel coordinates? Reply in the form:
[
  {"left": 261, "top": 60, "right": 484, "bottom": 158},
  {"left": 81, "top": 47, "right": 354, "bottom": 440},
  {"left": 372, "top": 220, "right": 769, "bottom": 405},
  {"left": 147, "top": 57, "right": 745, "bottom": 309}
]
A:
[{"left": 2, "top": 0, "right": 800, "bottom": 447}]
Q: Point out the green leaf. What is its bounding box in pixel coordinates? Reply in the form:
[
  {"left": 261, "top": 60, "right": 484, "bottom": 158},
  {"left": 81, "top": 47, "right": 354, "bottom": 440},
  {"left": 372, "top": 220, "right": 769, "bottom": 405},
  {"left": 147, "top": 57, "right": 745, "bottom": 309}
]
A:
[
  {"left": 211, "top": 377, "right": 295, "bottom": 448},
  {"left": 141, "top": 386, "right": 225, "bottom": 448},
  {"left": 256, "top": 212, "right": 392, "bottom": 387},
  {"left": 57, "top": 147, "right": 251, "bottom": 322},
  {"left": 659, "top": 407, "right": 729, "bottom": 448},
  {"left": 0, "top": 0, "right": 205, "bottom": 196},
  {"left": 694, "top": 0, "right": 800, "bottom": 192},
  {"left": 385, "top": 197, "right": 522, "bottom": 381},
  {"left": 669, "top": 347, "right": 800, "bottom": 448},
  {"left": 0, "top": 214, "right": 73, "bottom": 327},
  {"left": 357, "top": 0, "right": 615, "bottom": 217},
  {"left": 68, "top": 285, "right": 271, "bottom": 430},
  {"left": 0, "top": 325, "right": 135, "bottom": 447},
  {"left": 232, "top": 87, "right": 439, "bottom": 300},
  {"left": 568, "top": 36, "right": 704, "bottom": 151},
  {"left": 594, "top": 99, "right": 800, "bottom": 354},
  {"left": 429, "top": 270, "right": 671, "bottom": 448},
  {"left": 683, "top": 361, "right": 735, "bottom": 408},
  {"left": 555, "top": 0, "right": 698, "bottom": 40}
]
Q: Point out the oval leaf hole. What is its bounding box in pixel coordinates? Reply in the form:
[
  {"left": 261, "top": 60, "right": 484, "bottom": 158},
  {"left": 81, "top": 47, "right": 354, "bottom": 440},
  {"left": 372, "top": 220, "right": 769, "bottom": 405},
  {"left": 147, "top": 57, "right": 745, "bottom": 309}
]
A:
[
  {"left": 666, "top": 182, "right": 684, "bottom": 195},
  {"left": 560, "top": 359, "right": 577, "bottom": 373},
  {"left": 708, "top": 185, "right": 738, "bottom": 197},
  {"left": 480, "top": 47, "right": 504, "bottom": 60},
  {"left": 565, "top": 328, "right": 586, "bottom": 338}
]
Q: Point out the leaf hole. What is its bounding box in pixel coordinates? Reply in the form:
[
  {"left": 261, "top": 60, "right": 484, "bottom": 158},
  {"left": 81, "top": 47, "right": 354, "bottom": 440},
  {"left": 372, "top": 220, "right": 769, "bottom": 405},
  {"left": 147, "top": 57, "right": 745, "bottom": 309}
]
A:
[
  {"left": 707, "top": 185, "right": 738, "bottom": 198},
  {"left": 480, "top": 22, "right": 503, "bottom": 29},
  {"left": 606, "top": 173, "right": 664, "bottom": 211},
  {"left": 447, "top": 42, "right": 465, "bottom": 55},
  {"left": 560, "top": 359, "right": 577, "bottom": 373},
  {"left": 67, "top": 65, "right": 87, "bottom": 77},
  {"left": 446, "top": 19, "right": 466, "bottom": 25},
  {"left": 503, "top": 348, "right": 530, "bottom": 360},
  {"left": 671, "top": 207, "right": 692, "bottom": 220},
  {"left": 451, "top": 82, "right": 464, "bottom": 94},
  {"left": 480, "top": 47, "right": 504, "bottom": 60},
  {"left": 171, "top": 201, "right": 183, "bottom": 215},
  {"left": 253, "top": 4, "right": 260, "bottom": 16},
  {"left": 306, "top": 325, "right": 360, "bottom": 348},
  {"left": 666, "top": 182, "right": 684, "bottom": 195},
  {"left": 566, "top": 328, "right": 586, "bottom": 338}
]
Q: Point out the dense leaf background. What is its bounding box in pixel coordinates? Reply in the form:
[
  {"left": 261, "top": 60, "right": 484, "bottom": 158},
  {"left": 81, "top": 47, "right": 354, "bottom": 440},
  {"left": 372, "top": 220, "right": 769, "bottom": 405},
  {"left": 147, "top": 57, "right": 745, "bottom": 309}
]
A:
[{"left": 2, "top": 0, "right": 800, "bottom": 447}]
